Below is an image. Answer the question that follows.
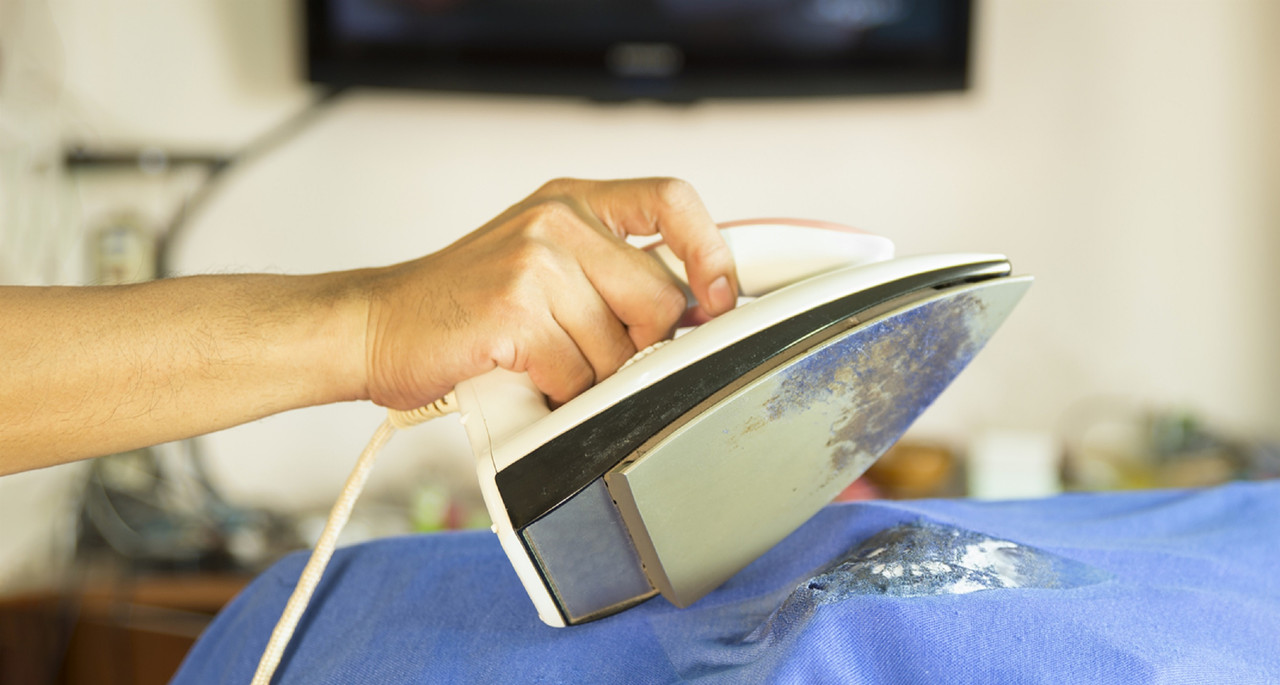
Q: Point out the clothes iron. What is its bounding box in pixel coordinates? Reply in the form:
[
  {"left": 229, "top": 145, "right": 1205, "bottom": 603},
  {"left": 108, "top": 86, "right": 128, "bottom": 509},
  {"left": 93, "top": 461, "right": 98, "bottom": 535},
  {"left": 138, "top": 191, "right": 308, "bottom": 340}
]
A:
[
  {"left": 455, "top": 220, "right": 1032, "bottom": 627},
  {"left": 251, "top": 220, "right": 1030, "bottom": 682}
]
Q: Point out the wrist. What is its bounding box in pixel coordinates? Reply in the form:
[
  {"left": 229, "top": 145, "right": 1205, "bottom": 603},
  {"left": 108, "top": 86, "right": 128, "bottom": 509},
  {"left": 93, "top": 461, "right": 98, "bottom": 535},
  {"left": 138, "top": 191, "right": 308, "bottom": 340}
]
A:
[{"left": 298, "top": 268, "right": 380, "bottom": 405}]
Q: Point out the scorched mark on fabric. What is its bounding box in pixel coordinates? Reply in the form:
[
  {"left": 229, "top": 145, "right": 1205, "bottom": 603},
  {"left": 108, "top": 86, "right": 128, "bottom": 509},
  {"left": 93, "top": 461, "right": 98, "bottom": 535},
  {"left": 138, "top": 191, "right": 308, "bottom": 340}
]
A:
[
  {"left": 798, "top": 520, "right": 1108, "bottom": 601},
  {"left": 737, "top": 520, "right": 1109, "bottom": 652}
]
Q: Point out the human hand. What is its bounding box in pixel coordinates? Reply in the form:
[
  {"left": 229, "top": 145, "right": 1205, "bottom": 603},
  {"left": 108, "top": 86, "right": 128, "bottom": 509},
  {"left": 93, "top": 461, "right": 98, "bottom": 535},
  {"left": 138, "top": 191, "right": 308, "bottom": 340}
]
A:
[{"left": 361, "top": 177, "right": 739, "bottom": 410}]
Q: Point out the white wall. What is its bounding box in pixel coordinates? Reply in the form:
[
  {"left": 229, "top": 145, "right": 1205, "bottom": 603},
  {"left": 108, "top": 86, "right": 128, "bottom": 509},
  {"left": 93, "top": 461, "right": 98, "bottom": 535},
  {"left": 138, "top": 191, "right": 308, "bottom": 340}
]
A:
[{"left": 5, "top": 1, "right": 1278, "bottom": 519}]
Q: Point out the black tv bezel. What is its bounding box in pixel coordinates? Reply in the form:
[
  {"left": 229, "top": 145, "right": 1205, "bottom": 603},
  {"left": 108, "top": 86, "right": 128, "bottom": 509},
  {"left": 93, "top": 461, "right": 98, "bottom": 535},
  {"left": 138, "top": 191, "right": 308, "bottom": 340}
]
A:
[{"left": 304, "top": 0, "right": 972, "bottom": 102}]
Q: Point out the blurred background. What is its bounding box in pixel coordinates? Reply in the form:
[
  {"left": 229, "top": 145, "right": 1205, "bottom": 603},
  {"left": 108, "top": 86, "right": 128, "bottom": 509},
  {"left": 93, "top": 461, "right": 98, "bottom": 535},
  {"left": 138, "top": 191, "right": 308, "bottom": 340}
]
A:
[{"left": 1, "top": 0, "right": 1277, "bottom": 682}]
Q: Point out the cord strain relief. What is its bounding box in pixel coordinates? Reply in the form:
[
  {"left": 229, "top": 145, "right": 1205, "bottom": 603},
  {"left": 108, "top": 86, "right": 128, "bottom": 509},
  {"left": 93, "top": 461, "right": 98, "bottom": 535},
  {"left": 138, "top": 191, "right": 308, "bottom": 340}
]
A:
[{"left": 387, "top": 391, "right": 459, "bottom": 429}]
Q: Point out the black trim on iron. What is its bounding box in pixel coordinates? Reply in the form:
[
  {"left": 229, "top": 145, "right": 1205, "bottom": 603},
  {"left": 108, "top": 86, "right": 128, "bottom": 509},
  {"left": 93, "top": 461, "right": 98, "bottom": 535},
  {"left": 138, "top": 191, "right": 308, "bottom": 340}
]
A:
[{"left": 497, "top": 261, "right": 1009, "bottom": 530}]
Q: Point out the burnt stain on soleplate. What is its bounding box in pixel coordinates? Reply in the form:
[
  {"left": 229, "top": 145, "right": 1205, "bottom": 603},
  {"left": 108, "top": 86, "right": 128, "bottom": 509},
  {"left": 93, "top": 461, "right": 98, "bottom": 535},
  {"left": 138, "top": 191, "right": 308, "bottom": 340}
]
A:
[{"left": 763, "top": 293, "right": 990, "bottom": 479}]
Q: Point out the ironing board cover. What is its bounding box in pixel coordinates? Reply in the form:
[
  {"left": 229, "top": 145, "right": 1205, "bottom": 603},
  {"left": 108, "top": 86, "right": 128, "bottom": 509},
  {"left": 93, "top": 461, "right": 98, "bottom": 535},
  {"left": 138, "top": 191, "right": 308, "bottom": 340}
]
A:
[{"left": 174, "top": 480, "right": 1280, "bottom": 684}]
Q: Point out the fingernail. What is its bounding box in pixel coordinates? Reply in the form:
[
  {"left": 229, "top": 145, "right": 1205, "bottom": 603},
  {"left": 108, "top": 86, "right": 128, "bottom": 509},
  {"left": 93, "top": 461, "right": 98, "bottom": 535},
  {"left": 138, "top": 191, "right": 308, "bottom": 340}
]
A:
[{"left": 707, "top": 275, "right": 734, "bottom": 315}]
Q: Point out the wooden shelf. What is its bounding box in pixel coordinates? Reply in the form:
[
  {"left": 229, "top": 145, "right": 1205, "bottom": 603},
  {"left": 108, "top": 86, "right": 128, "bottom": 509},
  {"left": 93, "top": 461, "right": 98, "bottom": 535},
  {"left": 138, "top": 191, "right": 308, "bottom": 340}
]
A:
[{"left": 0, "top": 573, "right": 252, "bottom": 685}]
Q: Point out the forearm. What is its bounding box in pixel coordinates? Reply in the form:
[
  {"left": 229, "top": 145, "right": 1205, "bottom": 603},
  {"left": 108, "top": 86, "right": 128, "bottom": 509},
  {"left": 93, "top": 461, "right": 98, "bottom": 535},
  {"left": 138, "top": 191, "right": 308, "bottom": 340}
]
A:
[
  {"left": 0, "top": 177, "right": 738, "bottom": 476},
  {"left": 0, "top": 272, "right": 371, "bottom": 474}
]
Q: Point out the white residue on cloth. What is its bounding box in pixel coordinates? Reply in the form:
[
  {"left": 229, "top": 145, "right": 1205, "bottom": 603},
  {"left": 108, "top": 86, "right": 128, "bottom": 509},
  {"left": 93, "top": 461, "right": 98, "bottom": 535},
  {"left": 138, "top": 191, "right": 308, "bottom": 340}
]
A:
[{"left": 798, "top": 520, "right": 1108, "bottom": 600}]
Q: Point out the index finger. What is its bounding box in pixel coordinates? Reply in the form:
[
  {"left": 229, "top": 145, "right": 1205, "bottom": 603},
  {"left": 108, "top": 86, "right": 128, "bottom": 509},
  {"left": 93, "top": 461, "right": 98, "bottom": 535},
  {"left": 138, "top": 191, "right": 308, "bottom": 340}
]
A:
[{"left": 545, "top": 177, "right": 740, "bottom": 318}]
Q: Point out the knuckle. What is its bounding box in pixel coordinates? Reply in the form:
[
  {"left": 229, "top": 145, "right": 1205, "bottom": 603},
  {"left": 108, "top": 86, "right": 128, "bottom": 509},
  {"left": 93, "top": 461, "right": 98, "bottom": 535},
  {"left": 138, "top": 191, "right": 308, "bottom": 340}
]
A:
[
  {"left": 536, "top": 177, "right": 579, "bottom": 196},
  {"left": 651, "top": 177, "right": 696, "bottom": 208},
  {"left": 519, "top": 198, "right": 579, "bottom": 239},
  {"left": 489, "top": 242, "right": 558, "bottom": 307},
  {"left": 699, "top": 237, "right": 733, "bottom": 263},
  {"left": 689, "top": 235, "right": 733, "bottom": 271},
  {"left": 510, "top": 233, "right": 557, "bottom": 266}
]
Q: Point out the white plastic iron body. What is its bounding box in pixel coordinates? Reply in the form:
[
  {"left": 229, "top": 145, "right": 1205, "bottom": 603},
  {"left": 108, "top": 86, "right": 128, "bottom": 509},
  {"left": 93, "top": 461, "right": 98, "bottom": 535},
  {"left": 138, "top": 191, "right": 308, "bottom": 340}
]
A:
[{"left": 455, "top": 221, "right": 1031, "bottom": 627}]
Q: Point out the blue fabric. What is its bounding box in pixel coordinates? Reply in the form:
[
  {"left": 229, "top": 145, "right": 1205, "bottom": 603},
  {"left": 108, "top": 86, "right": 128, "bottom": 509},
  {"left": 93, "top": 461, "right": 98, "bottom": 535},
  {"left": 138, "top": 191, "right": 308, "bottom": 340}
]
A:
[{"left": 174, "top": 481, "right": 1280, "bottom": 684}]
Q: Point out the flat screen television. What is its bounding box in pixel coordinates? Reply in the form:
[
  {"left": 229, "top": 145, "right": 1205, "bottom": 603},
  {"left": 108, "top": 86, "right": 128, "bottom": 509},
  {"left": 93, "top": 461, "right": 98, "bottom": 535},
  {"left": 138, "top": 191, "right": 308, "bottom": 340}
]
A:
[{"left": 305, "top": 0, "right": 972, "bottom": 101}]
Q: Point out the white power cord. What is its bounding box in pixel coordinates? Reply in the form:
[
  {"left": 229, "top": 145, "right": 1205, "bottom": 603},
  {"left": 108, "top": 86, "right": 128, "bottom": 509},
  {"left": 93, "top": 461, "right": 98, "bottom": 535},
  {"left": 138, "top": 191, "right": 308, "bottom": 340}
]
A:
[{"left": 250, "top": 393, "right": 459, "bottom": 685}]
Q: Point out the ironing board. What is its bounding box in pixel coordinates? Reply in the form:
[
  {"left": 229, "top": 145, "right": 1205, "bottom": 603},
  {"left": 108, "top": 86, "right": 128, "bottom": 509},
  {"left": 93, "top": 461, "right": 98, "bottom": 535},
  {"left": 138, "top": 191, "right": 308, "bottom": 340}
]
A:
[{"left": 173, "top": 480, "right": 1280, "bottom": 684}]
